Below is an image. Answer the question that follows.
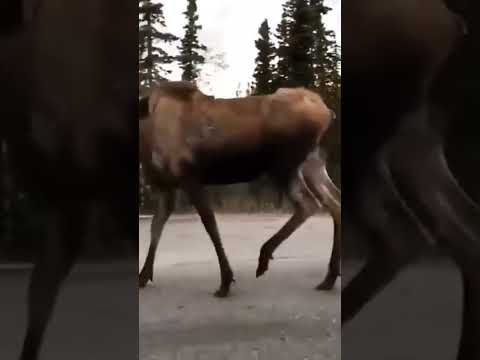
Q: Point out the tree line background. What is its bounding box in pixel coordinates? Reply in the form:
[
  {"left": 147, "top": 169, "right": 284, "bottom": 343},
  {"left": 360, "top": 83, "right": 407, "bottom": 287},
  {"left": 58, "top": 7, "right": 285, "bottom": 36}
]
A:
[{"left": 138, "top": 0, "right": 341, "bottom": 214}]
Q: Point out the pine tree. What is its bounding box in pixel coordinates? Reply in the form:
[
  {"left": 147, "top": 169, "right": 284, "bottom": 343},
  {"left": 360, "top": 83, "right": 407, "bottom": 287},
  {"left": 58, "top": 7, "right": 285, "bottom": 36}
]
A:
[
  {"left": 252, "top": 20, "right": 276, "bottom": 95},
  {"left": 289, "top": 0, "right": 315, "bottom": 88},
  {"left": 325, "top": 39, "right": 341, "bottom": 105},
  {"left": 138, "top": 0, "right": 178, "bottom": 90},
  {"left": 177, "top": 0, "right": 206, "bottom": 82},
  {"left": 309, "top": 0, "right": 340, "bottom": 101},
  {"left": 274, "top": 0, "right": 296, "bottom": 89},
  {"left": 273, "top": 0, "right": 315, "bottom": 89}
]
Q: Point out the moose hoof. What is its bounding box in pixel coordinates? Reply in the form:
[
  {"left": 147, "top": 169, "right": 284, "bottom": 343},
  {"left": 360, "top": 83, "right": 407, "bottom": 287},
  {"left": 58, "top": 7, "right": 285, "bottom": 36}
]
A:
[
  {"left": 139, "top": 273, "right": 152, "bottom": 288},
  {"left": 256, "top": 262, "right": 268, "bottom": 278},
  {"left": 316, "top": 277, "right": 336, "bottom": 291},
  {"left": 256, "top": 251, "right": 273, "bottom": 278},
  {"left": 214, "top": 287, "right": 230, "bottom": 298}
]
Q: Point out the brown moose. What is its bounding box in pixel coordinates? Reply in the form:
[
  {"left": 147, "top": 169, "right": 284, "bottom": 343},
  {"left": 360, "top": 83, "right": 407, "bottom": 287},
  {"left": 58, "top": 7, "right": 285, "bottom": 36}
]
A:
[{"left": 139, "top": 81, "right": 341, "bottom": 297}]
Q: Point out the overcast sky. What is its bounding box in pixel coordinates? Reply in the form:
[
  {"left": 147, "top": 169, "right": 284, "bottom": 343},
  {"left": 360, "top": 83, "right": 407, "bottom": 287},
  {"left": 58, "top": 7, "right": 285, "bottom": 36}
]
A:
[{"left": 161, "top": 0, "right": 340, "bottom": 97}]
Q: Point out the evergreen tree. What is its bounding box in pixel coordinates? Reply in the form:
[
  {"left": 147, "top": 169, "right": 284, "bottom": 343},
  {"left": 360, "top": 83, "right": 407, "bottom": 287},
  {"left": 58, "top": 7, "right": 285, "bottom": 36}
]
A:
[
  {"left": 309, "top": 0, "right": 329, "bottom": 87},
  {"left": 273, "top": 0, "right": 315, "bottom": 89},
  {"left": 309, "top": 0, "right": 339, "bottom": 101},
  {"left": 274, "top": 0, "right": 296, "bottom": 89},
  {"left": 138, "top": 0, "right": 178, "bottom": 90},
  {"left": 252, "top": 20, "right": 276, "bottom": 95},
  {"left": 178, "top": 0, "right": 206, "bottom": 82},
  {"left": 324, "top": 38, "right": 341, "bottom": 105},
  {"left": 289, "top": 0, "right": 315, "bottom": 87}
]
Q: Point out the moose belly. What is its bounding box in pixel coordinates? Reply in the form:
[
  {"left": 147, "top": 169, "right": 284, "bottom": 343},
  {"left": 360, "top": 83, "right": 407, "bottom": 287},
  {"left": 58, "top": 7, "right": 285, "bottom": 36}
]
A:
[{"left": 194, "top": 147, "right": 271, "bottom": 185}]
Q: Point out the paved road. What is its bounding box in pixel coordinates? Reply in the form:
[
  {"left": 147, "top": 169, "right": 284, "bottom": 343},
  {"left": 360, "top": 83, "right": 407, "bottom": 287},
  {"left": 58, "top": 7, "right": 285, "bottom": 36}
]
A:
[
  {"left": 1, "top": 214, "right": 461, "bottom": 359},
  {"left": 139, "top": 213, "right": 340, "bottom": 360}
]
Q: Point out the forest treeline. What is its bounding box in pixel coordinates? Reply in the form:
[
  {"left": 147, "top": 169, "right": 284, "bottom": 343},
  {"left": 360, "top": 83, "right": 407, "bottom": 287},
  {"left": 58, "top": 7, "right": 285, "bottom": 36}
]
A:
[{"left": 138, "top": 0, "right": 341, "bottom": 214}]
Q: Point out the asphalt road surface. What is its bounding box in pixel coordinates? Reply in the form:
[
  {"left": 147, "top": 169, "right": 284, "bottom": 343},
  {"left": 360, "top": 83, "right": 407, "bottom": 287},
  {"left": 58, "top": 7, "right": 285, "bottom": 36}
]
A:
[
  {"left": 2, "top": 213, "right": 459, "bottom": 360},
  {"left": 139, "top": 213, "right": 341, "bottom": 360}
]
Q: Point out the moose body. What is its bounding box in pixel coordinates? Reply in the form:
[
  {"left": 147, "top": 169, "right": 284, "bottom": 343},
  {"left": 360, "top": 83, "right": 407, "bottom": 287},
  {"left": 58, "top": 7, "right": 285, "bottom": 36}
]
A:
[
  {"left": 141, "top": 86, "right": 330, "bottom": 182},
  {"left": 139, "top": 81, "right": 341, "bottom": 296},
  {"left": 342, "top": 1, "right": 479, "bottom": 359}
]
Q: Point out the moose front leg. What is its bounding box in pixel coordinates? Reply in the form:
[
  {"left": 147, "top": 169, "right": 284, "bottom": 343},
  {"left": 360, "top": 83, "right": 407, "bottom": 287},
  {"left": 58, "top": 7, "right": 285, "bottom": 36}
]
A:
[
  {"left": 185, "top": 185, "right": 234, "bottom": 298},
  {"left": 316, "top": 217, "right": 340, "bottom": 291},
  {"left": 139, "top": 190, "right": 176, "bottom": 288}
]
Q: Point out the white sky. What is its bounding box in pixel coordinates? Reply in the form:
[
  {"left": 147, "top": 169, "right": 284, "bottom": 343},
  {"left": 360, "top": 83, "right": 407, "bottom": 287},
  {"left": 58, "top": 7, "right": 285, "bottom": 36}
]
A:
[{"left": 162, "top": 0, "right": 340, "bottom": 98}]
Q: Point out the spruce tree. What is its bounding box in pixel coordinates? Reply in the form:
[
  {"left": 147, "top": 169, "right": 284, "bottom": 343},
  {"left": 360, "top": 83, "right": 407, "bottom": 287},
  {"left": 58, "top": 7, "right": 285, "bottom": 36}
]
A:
[
  {"left": 273, "top": 0, "right": 315, "bottom": 89},
  {"left": 252, "top": 20, "right": 276, "bottom": 95},
  {"left": 289, "top": 0, "right": 315, "bottom": 88},
  {"left": 309, "top": 0, "right": 339, "bottom": 100},
  {"left": 178, "top": 0, "right": 206, "bottom": 82},
  {"left": 138, "top": 0, "right": 178, "bottom": 90},
  {"left": 274, "top": 0, "right": 296, "bottom": 89},
  {"left": 324, "top": 39, "right": 341, "bottom": 106}
]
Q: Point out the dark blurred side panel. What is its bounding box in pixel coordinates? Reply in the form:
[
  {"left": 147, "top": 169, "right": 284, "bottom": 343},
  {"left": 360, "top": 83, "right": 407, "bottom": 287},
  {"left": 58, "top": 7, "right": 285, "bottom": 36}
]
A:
[
  {"left": 342, "top": 1, "right": 480, "bottom": 359},
  {"left": 443, "top": 2, "right": 480, "bottom": 204},
  {"left": 0, "top": 1, "right": 23, "bottom": 36},
  {"left": 0, "top": 1, "right": 138, "bottom": 359}
]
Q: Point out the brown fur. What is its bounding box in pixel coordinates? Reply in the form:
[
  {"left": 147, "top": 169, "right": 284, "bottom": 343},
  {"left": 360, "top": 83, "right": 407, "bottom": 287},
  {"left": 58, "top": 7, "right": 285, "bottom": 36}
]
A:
[{"left": 141, "top": 82, "right": 332, "bottom": 183}]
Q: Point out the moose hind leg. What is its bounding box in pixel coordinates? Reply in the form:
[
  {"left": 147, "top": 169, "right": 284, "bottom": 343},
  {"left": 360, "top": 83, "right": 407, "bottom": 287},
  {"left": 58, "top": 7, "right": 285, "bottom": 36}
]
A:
[
  {"left": 139, "top": 190, "right": 176, "bottom": 288},
  {"left": 299, "top": 154, "right": 342, "bottom": 290},
  {"left": 20, "top": 203, "right": 86, "bottom": 360},
  {"left": 316, "top": 218, "right": 340, "bottom": 290},
  {"left": 256, "top": 172, "right": 318, "bottom": 278}
]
